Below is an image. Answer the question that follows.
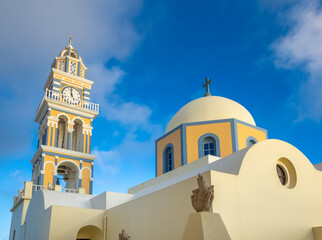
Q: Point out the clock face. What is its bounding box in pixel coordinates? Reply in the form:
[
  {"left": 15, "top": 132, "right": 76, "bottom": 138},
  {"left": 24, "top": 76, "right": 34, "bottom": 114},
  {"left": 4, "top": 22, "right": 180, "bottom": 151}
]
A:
[{"left": 62, "top": 87, "right": 81, "bottom": 104}]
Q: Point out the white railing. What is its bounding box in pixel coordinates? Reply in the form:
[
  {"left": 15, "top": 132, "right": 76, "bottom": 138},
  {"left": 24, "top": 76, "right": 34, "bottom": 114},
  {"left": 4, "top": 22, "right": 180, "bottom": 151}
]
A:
[
  {"left": 32, "top": 184, "right": 79, "bottom": 194},
  {"left": 32, "top": 184, "right": 50, "bottom": 192},
  {"left": 37, "top": 89, "right": 99, "bottom": 113},
  {"left": 62, "top": 188, "right": 79, "bottom": 193}
]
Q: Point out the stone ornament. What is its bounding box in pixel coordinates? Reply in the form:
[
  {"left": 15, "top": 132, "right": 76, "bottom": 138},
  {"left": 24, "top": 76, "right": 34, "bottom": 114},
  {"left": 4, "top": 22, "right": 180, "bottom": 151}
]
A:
[
  {"left": 191, "top": 174, "right": 214, "bottom": 212},
  {"left": 119, "top": 229, "right": 131, "bottom": 240}
]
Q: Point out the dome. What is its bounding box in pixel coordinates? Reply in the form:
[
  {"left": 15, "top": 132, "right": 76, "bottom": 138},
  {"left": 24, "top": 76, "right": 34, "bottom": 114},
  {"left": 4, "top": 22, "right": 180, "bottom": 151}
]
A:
[{"left": 165, "top": 96, "right": 256, "bottom": 133}]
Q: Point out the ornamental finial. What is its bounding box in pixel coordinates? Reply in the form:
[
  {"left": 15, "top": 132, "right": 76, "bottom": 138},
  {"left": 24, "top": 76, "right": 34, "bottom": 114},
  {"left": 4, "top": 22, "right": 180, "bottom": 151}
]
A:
[
  {"left": 68, "top": 34, "right": 72, "bottom": 46},
  {"left": 203, "top": 77, "right": 212, "bottom": 97}
]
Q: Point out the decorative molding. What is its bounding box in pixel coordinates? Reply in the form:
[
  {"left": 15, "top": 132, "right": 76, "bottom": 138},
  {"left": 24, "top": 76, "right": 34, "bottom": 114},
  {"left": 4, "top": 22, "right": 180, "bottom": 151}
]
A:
[
  {"left": 72, "top": 116, "right": 85, "bottom": 125},
  {"left": 43, "top": 161, "right": 56, "bottom": 173},
  {"left": 55, "top": 159, "right": 81, "bottom": 177},
  {"left": 52, "top": 68, "right": 94, "bottom": 85},
  {"left": 42, "top": 145, "right": 96, "bottom": 160},
  {"left": 57, "top": 112, "right": 70, "bottom": 121}
]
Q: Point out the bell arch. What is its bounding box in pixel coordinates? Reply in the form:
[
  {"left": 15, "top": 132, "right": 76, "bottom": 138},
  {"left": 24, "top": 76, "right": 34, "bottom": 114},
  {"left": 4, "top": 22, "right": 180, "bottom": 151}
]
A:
[{"left": 55, "top": 160, "right": 80, "bottom": 190}]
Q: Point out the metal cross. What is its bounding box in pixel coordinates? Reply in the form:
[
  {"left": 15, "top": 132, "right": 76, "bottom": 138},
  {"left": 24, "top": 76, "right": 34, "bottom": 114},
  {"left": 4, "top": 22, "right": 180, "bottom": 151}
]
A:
[
  {"left": 68, "top": 35, "right": 72, "bottom": 46},
  {"left": 203, "top": 77, "right": 212, "bottom": 97}
]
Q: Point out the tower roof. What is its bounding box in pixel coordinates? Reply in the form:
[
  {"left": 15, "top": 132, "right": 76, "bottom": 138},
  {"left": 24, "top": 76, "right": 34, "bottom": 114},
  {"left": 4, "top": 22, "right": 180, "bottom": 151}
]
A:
[
  {"left": 165, "top": 96, "right": 256, "bottom": 133},
  {"left": 58, "top": 35, "right": 83, "bottom": 61}
]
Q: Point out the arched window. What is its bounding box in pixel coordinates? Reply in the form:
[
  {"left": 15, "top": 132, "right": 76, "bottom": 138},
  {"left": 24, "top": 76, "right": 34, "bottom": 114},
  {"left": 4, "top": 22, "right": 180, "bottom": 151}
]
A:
[
  {"left": 163, "top": 144, "right": 174, "bottom": 173},
  {"left": 57, "top": 117, "right": 67, "bottom": 148},
  {"left": 202, "top": 137, "right": 216, "bottom": 156},
  {"left": 198, "top": 133, "right": 220, "bottom": 158},
  {"left": 72, "top": 119, "right": 83, "bottom": 152},
  {"left": 246, "top": 137, "right": 258, "bottom": 147}
]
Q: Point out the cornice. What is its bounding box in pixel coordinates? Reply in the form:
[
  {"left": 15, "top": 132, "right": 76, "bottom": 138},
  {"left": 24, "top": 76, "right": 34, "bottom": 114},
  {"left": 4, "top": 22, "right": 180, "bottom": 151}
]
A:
[
  {"left": 35, "top": 98, "right": 98, "bottom": 123},
  {"left": 30, "top": 145, "right": 96, "bottom": 164},
  {"left": 44, "top": 68, "right": 94, "bottom": 90},
  {"left": 42, "top": 145, "right": 96, "bottom": 160}
]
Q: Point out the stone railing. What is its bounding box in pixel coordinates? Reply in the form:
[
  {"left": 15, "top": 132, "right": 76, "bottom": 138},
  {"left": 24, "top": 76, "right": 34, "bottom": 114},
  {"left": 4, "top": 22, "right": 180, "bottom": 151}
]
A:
[
  {"left": 32, "top": 184, "right": 83, "bottom": 194},
  {"left": 36, "top": 88, "right": 99, "bottom": 113},
  {"left": 12, "top": 182, "right": 86, "bottom": 210}
]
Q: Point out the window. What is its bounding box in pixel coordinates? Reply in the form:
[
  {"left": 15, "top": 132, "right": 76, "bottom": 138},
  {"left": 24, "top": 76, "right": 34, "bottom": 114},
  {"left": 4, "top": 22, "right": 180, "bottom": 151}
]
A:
[
  {"left": 69, "top": 61, "right": 77, "bottom": 75},
  {"left": 203, "top": 137, "right": 216, "bottom": 156},
  {"left": 276, "top": 157, "right": 297, "bottom": 188},
  {"left": 58, "top": 60, "right": 65, "bottom": 71},
  {"left": 276, "top": 164, "right": 287, "bottom": 185},
  {"left": 198, "top": 133, "right": 220, "bottom": 158},
  {"left": 163, "top": 144, "right": 174, "bottom": 173},
  {"left": 166, "top": 147, "right": 173, "bottom": 171},
  {"left": 247, "top": 137, "right": 258, "bottom": 147}
]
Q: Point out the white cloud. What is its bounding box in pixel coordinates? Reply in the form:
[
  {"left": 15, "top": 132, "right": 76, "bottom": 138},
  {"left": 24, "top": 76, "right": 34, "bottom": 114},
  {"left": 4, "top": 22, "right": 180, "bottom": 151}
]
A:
[
  {"left": 271, "top": 0, "right": 322, "bottom": 121},
  {"left": 93, "top": 148, "right": 121, "bottom": 174},
  {"left": 89, "top": 63, "right": 153, "bottom": 126}
]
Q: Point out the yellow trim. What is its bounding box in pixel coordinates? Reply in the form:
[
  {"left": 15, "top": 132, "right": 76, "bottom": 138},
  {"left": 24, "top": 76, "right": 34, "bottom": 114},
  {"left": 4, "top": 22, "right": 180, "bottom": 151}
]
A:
[
  {"left": 43, "top": 156, "right": 55, "bottom": 187},
  {"left": 81, "top": 168, "right": 91, "bottom": 194},
  {"left": 83, "top": 134, "right": 87, "bottom": 153},
  {"left": 50, "top": 110, "right": 91, "bottom": 125},
  {"left": 236, "top": 123, "right": 267, "bottom": 150},
  {"left": 57, "top": 157, "right": 80, "bottom": 167},
  {"left": 87, "top": 134, "right": 90, "bottom": 154},
  {"left": 54, "top": 73, "right": 92, "bottom": 89}
]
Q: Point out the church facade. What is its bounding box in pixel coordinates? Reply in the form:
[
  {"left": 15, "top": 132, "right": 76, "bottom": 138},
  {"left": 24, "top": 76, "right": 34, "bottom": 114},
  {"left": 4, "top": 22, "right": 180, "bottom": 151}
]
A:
[{"left": 9, "top": 39, "right": 322, "bottom": 240}]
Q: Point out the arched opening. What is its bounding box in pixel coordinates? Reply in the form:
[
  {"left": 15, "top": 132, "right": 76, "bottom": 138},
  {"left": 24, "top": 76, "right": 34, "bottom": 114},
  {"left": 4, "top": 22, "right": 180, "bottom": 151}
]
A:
[
  {"left": 76, "top": 225, "right": 103, "bottom": 240},
  {"left": 163, "top": 144, "right": 174, "bottom": 173},
  {"left": 246, "top": 137, "right": 258, "bottom": 147},
  {"left": 57, "top": 116, "right": 68, "bottom": 149},
  {"left": 202, "top": 137, "right": 216, "bottom": 156},
  {"left": 72, "top": 119, "right": 83, "bottom": 152},
  {"left": 70, "top": 51, "right": 78, "bottom": 58},
  {"left": 56, "top": 161, "right": 79, "bottom": 190}
]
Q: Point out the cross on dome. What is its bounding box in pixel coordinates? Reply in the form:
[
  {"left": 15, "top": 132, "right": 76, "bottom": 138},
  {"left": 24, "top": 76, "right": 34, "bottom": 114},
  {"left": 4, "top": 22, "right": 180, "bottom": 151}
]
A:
[
  {"left": 203, "top": 77, "right": 212, "bottom": 97},
  {"left": 68, "top": 34, "right": 73, "bottom": 49}
]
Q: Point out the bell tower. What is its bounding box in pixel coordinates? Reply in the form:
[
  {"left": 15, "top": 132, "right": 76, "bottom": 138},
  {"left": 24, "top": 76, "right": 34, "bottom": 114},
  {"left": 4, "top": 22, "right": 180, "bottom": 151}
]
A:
[{"left": 31, "top": 36, "right": 99, "bottom": 194}]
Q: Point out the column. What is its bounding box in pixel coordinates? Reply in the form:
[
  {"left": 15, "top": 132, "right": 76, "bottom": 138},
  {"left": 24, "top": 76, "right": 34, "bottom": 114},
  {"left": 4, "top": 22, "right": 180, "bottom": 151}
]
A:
[{"left": 67, "top": 121, "right": 74, "bottom": 150}]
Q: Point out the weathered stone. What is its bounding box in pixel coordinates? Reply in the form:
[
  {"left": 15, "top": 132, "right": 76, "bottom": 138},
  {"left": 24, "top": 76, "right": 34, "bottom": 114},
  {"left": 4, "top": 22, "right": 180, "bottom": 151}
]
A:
[
  {"left": 191, "top": 174, "right": 214, "bottom": 212},
  {"left": 119, "top": 229, "right": 131, "bottom": 240}
]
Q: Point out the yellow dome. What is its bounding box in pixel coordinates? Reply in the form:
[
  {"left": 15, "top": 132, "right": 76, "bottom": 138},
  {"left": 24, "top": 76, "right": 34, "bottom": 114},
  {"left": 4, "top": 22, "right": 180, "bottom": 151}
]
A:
[{"left": 165, "top": 96, "right": 256, "bottom": 133}]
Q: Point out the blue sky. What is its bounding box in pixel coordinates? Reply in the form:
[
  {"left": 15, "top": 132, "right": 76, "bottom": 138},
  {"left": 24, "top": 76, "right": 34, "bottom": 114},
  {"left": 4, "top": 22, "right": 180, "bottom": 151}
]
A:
[{"left": 1, "top": 0, "right": 322, "bottom": 238}]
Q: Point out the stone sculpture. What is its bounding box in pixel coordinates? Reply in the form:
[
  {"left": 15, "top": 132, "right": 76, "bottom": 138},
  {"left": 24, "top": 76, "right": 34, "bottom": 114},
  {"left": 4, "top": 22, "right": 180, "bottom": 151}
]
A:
[
  {"left": 191, "top": 174, "right": 214, "bottom": 212},
  {"left": 119, "top": 229, "right": 131, "bottom": 240}
]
